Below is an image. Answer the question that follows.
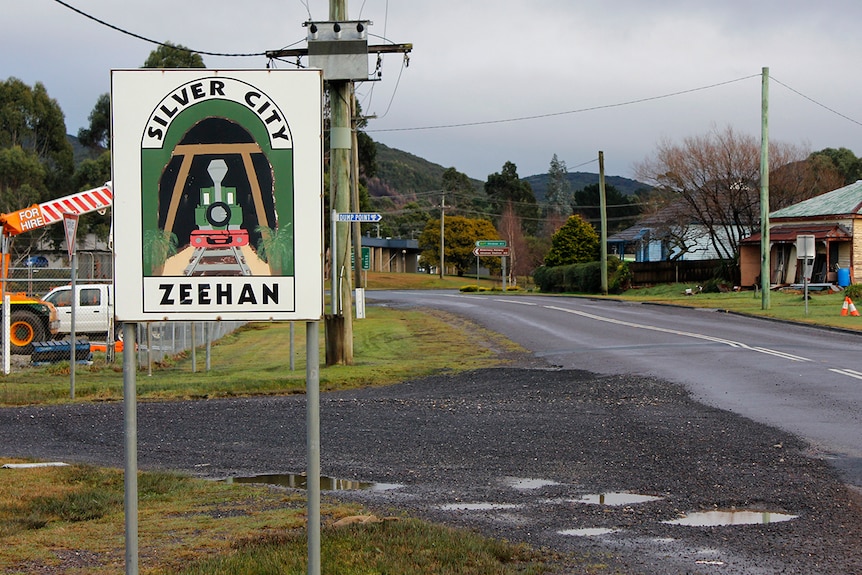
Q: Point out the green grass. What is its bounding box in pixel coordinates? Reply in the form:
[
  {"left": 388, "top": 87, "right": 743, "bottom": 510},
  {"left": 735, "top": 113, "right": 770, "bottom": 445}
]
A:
[
  {"left": 608, "top": 283, "right": 862, "bottom": 331},
  {"left": 0, "top": 461, "right": 561, "bottom": 575},
  {"left": 0, "top": 306, "right": 521, "bottom": 406}
]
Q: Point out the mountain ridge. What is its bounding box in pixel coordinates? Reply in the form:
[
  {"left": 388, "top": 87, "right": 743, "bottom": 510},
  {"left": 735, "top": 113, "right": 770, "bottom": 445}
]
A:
[{"left": 371, "top": 142, "right": 649, "bottom": 201}]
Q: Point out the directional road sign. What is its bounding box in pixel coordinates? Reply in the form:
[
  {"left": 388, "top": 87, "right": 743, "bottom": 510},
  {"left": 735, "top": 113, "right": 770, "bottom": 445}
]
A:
[
  {"left": 473, "top": 247, "right": 510, "bottom": 257},
  {"left": 337, "top": 212, "right": 382, "bottom": 222},
  {"left": 476, "top": 240, "right": 507, "bottom": 247}
]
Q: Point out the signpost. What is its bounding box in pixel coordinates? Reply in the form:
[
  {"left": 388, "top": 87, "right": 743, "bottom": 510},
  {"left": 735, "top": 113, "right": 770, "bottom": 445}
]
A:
[
  {"left": 797, "top": 234, "right": 815, "bottom": 315},
  {"left": 63, "top": 212, "right": 79, "bottom": 399},
  {"left": 472, "top": 246, "right": 510, "bottom": 257},
  {"left": 337, "top": 212, "right": 381, "bottom": 222},
  {"left": 473, "top": 241, "right": 509, "bottom": 290},
  {"left": 112, "top": 69, "right": 323, "bottom": 575}
]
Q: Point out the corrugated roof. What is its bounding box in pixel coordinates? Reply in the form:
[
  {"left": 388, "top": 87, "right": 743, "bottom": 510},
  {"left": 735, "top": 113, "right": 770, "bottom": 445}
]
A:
[
  {"left": 770, "top": 180, "right": 862, "bottom": 218},
  {"left": 741, "top": 224, "right": 851, "bottom": 244}
]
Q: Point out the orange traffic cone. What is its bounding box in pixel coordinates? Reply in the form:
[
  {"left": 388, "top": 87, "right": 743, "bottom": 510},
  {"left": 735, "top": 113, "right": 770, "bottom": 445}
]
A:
[
  {"left": 849, "top": 297, "right": 860, "bottom": 317},
  {"left": 842, "top": 297, "right": 850, "bottom": 316}
]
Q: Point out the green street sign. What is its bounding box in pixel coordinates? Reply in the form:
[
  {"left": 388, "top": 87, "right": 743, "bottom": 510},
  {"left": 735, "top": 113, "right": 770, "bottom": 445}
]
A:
[
  {"left": 476, "top": 240, "right": 507, "bottom": 247},
  {"left": 352, "top": 246, "right": 371, "bottom": 270},
  {"left": 361, "top": 246, "right": 370, "bottom": 270}
]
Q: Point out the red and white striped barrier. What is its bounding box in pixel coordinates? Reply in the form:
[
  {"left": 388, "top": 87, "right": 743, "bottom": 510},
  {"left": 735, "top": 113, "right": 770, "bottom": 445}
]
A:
[{"left": 38, "top": 185, "right": 113, "bottom": 225}]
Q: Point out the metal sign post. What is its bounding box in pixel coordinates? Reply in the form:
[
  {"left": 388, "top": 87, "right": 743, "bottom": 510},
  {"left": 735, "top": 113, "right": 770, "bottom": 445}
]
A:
[
  {"left": 63, "top": 212, "right": 79, "bottom": 399},
  {"left": 797, "top": 234, "right": 815, "bottom": 316}
]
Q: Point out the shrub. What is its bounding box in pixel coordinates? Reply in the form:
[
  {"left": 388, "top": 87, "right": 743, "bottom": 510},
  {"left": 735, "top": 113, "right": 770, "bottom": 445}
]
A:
[
  {"left": 843, "top": 283, "right": 862, "bottom": 300},
  {"left": 533, "top": 257, "right": 628, "bottom": 294}
]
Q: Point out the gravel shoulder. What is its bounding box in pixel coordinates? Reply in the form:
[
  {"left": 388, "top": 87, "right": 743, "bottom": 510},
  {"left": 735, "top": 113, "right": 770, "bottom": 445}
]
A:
[{"left": 3, "top": 364, "right": 862, "bottom": 574}]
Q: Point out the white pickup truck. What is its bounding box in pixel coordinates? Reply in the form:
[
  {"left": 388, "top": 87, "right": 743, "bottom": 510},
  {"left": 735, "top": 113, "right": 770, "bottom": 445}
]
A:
[{"left": 41, "top": 283, "right": 119, "bottom": 341}]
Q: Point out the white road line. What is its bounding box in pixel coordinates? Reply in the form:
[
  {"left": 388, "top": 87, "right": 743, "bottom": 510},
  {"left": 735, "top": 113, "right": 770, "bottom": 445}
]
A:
[
  {"left": 543, "top": 305, "right": 812, "bottom": 362},
  {"left": 750, "top": 347, "right": 812, "bottom": 362},
  {"left": 494, "top": 299, "right": 537, "bottom": 306},
  {"left": 830, "top": 368, "right": 862, "bottom": 381}
]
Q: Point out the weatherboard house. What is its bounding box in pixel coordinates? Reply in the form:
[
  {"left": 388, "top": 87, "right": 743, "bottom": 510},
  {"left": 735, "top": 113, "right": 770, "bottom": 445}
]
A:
[
  {"left": 738, "top": 180, "right": 862, "bottom": 287},
  {"left": 607, "top": 202, "right": 730, "bottom": 262}
]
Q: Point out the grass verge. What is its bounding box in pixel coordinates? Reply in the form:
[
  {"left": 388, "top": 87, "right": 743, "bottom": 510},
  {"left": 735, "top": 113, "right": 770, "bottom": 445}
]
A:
[
  {"left": 608, "top": 283, "right": 862, "bottom": 332},
  {"left": 0, "top": 305, "right": 523, "bottom": 406},
  {"left": 0, "top": 461, "right": 557, "bottom": 575}
]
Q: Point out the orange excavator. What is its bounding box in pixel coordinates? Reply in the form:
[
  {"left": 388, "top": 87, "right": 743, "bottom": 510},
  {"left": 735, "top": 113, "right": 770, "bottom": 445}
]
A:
[{"left": 0, "top": 184, "right": 113, "bottom": 353}]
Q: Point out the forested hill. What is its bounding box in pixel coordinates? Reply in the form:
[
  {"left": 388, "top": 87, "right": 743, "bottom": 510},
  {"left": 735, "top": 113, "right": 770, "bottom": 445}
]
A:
[
  {"left": 369, "top": 142, "right": 649, "bottom": 201},
  {"left": 524, "top": 172, "right": 651, "bottom": 201}
]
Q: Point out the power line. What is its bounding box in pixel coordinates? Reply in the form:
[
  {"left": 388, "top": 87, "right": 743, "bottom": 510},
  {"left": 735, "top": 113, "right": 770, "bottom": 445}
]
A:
[
  {"left": 770, "top": 75, "right": 862, "bottom": 128},
  {"left": 51, "top": 0, "right": 267, "bottom": 57},
  {"left": 367, "top": 74, "right": 762, "bottom": 133}
]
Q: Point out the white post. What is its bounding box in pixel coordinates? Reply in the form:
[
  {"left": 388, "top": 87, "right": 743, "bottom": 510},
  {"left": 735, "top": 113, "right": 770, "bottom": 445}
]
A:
[{"left": 3, "top": 294, "right": 9, "bottom": 375}]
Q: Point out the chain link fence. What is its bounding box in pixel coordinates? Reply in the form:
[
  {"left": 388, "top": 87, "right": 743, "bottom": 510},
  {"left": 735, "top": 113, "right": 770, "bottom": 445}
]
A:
[{"left": 1, "top": 257, "right": 246, "bottom": 370}]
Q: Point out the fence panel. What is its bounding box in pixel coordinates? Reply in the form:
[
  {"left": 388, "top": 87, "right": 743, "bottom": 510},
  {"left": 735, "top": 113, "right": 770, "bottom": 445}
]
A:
[
  {"left": 1, "top": 263, "right": 246, "bottom": 369},
  {"left": 628, "top": 260, "right": 736, "bottom": 286}
]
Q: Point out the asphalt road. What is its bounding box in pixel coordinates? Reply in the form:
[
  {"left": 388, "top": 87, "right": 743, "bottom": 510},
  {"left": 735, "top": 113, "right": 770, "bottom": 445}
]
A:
[{"left": 368, "top": 290, "right": 862, "bottom": 487}]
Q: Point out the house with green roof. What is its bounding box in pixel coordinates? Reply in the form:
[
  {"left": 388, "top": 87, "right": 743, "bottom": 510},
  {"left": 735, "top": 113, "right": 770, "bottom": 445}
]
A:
[{"left": 739, "top": 180, "right": 862, "bottom": 287}]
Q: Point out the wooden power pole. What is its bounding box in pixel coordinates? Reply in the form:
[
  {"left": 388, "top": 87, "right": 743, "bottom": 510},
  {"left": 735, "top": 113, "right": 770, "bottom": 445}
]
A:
[{"left": 266, "top": 2, "right": 412, "bottom": 366}]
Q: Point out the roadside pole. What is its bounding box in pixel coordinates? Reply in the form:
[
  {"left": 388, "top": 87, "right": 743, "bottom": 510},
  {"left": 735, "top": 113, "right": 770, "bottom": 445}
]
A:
[
  {"left": 70, "top": 251, "right": 76, "bottom": 398},
  {"left": 63, "top": 212, "right": 79, "bottom": 399},
  {"left": 306, "top": 321, "right": 320, "bottom": 575},
  {"left": 598, "top": 151, "right": 608, "bottom": 296},
  {"left": 1, "top": 237, "right": 8, "bottom": 375},
  {"left": 123, "top": 322, "right": 138, "bottom": 575},
  {"left": 760, "top": 66, "right": 770, "bottom": 309},
  {"left": 3, "top": 294, "right": 9, "bottom": 375}
]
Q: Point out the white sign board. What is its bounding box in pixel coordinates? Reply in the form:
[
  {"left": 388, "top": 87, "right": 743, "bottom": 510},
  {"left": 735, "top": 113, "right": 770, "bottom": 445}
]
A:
[
  {"left": 111, "top": 70, "right": 324, "bottom": 321},
  {"left": 796, "top": 234, "right": 815, "bottom": 259}
]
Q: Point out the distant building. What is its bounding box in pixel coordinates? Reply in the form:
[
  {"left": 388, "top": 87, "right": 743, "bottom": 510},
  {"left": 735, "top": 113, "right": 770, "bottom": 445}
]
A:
[{"left": 739, "top": 180, "right": 862, "bottom": 287}]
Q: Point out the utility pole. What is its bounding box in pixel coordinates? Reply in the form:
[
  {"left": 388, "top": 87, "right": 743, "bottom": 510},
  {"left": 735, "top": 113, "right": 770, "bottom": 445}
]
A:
[
  {"left": 266, "top": 5, "right": 411, "bottom": 366},
  {"left": 760, "top": 66, "right": 770, "bottom": 309},
  {"left": 439, "top": 194, "right": 445, "bottom": 279},
  {"left": 598, "top": 151, "right": 608, "bottom": 295}
]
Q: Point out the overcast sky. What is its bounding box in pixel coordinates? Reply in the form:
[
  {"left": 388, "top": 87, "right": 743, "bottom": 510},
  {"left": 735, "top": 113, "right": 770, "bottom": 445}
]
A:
[{"left": 4, "top": 1, "right": 862, "bottom": 181}]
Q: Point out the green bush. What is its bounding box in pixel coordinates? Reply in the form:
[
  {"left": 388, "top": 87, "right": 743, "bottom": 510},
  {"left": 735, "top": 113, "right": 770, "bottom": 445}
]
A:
[
  {"left": 843, "top": 283, "right": 862, "bottom": 300},
  {"left": 533, "top": 257, "right": 628, "bottom": 294},
  {"left": 459, "top": 285, "right": 479, "bottom": 292}
]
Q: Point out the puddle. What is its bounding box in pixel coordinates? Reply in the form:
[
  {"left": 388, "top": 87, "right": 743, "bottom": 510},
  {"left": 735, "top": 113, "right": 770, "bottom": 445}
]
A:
[
  {"left": 439, "top": 502, "right": 521, "bottom": 511},
  {"left": 558, "top": 527, "right": 619, "bottom": 537},
  {"left": 503, "top": 477, "right": 561, "bottom": 490},
  {"left": 226, "top": 473, "right": 402, "bottom": 492},
  {"left": 664, "top": 510, "right": 797, "bottom": 526},
  {"left": 571, "top": 492, "right": 663, "bottom": 506}
]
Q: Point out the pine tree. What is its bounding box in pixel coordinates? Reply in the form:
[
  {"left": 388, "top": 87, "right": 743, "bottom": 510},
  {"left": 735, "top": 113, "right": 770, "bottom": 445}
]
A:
[{"left": 545, "top": 154, "right": 572, "bottom": 217}]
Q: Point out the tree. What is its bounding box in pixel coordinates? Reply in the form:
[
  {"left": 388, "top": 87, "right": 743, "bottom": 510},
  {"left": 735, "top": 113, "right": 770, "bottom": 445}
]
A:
[
  {"left": 77, "top": 93, "right": 111, "bottom": 150},
  {"left": 418, "top": 215, "right": 500, "bottom": 276},
  {"left": 544, "top": 154, "right": 572, "bottom": 217},
  {"left": 0, "top": 77, "right": 73, "bottom": 196},
  {"left": 0, "top": 145, "right": 46, "bottom": 213},
  {"left": 544, "top": 214, "right": 599, "bottom": 267},
  {"left": 497, "top": 203, "right": 529, "bottom": 281},
  {"left": 769, "top": 150, "right": 844, "bottom": 210},
  {"left": 484, "top": 161, "right": 539, "bottom": 235},
  {"left": 809, "top": 147, "right": 862, "bottom": 184},
  {"left": 143, "top": 42, "right": 206, "bottom": 68},
  {"left": 573, "top": 183, "right": 641, "bottom": 234},
  {"left": 634, "top": 125, "right": 808, "bottom": 260}
]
